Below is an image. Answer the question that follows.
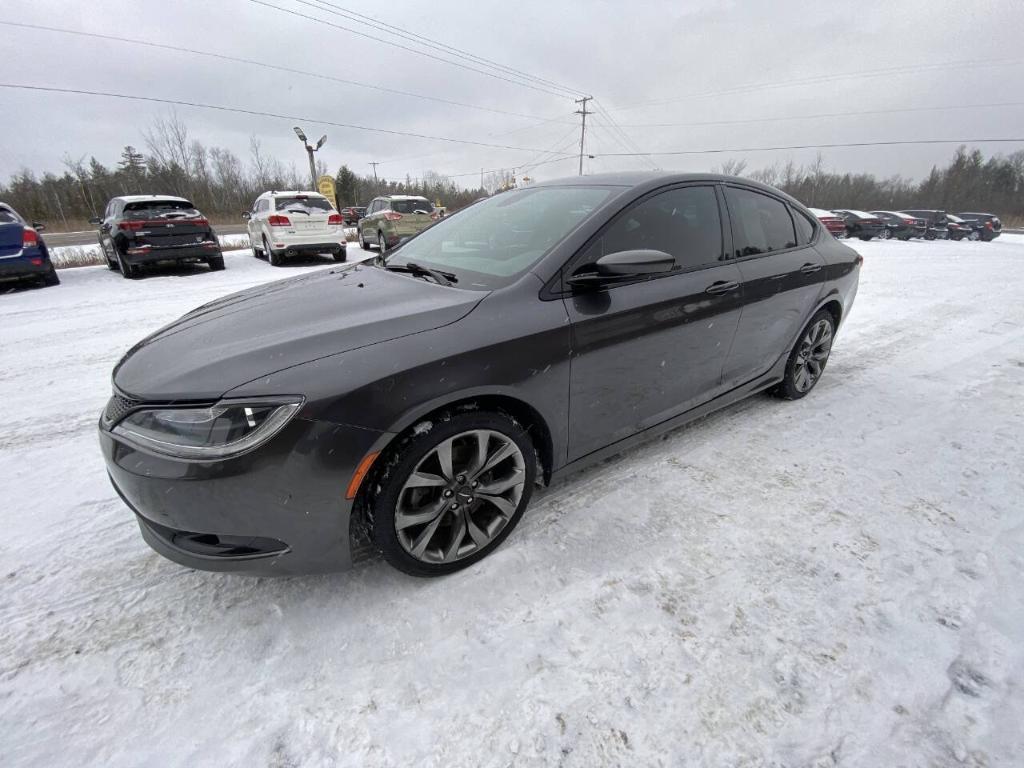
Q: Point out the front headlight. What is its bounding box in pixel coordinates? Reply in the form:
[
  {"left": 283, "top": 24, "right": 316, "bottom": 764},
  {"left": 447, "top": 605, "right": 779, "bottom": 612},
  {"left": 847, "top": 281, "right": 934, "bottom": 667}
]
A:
[{"left": 112, "top": 399, "right": 302, "bottom": 460}]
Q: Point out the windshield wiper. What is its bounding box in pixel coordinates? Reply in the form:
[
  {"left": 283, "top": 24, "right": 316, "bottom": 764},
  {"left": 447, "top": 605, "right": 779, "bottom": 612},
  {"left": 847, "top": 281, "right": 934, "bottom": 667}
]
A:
[{"left": 384, "top": 261, "right": 457, "bottom": 286}]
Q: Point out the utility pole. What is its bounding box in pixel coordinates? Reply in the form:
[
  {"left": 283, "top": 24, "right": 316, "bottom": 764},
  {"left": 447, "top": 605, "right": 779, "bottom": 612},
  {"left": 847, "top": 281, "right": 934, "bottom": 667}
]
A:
[
  {"left": 369, "top": 162, "right": 380, "bottom": 183},
  {"left": 574, "top": 96, "right": 593, "bottom": 177},
  {"left": 293, "top": 126, "right": 326, "bottom": 190}
]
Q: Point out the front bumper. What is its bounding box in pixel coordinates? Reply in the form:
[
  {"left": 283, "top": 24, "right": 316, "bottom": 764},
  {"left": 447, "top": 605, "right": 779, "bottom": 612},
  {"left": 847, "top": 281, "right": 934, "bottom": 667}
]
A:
[{"left": 99, "top": 414, "right": 384, "bottom": 575}]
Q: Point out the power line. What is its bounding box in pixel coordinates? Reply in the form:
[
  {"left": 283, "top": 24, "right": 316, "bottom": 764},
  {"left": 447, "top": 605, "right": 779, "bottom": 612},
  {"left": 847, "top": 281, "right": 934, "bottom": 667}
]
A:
[
  {"left": 250, "top": 0, "right": 571, "bottom": 99},
  {"left": 307, "top": 0, "right": 585, "bottom": 98},
  {"left": 0, "top": 20, "right": 559, "bottom": 123},
  {"left": 589, "top": 137, "right": 1024, "bottom": 158},
  {"left": 609, "top": 57, "right": 1024, "bottom": 112},
  {"left": 0, "top": 82, "right": 581, "bottom": 154},
  {"left": 610, "top": 101, "right": 1024, "bottom": 128},
  {"left": 590, "top": 99, "right": 658, "bottom": 170}
]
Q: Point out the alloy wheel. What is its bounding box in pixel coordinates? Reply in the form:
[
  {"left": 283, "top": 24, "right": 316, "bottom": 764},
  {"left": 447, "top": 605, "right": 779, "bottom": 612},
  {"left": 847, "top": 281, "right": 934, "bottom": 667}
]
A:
[
  {"left": 793, "top": 319, "right": 833, "bottom": 393},
  {"left": 378, "top": 232, "right": 387, "bottom": 254},
  {"left": 395, "top": 429, "right": 526, "bottom": 564},
  {"left": 880, "top": 228, "right": 891, "bottom": 239}
]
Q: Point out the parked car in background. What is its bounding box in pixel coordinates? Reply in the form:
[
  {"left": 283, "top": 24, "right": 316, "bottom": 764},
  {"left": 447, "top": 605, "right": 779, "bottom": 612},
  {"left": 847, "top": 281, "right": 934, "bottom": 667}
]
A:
[
  {"left": 809, "top": 207, "right": 846, "bottom": 238},
  {"left": 339, "top": 206, "right": 366, "bottom": 226},
  {"left": 955, "top": 212, "right": 1002, "bottom": 241},
  {"left": 943, "top": 214, "right": 974, "bottom": 241},
  {"left": 0, "top": 202, "right": 59, "bottom": 289},
  {"left": 833, "top": 210, "right": 886, "bottom": 240},
  {"left": 359, "top": 195, "right": 438, "bottom": 253},
  {"left": 245, "top": 191, "right": 347, "bottom": 266},
  {"left": 900, "top": 209, "right": 949, "bottom": 240},
  {"left": 870, "top": 211, "right": 926, "bottom": 240},
  {"left": 99, "top": 172, "right": 861, "bottom": 577},
  {"left": 91, "top": 195, "right": 223, "bottom": 279}
]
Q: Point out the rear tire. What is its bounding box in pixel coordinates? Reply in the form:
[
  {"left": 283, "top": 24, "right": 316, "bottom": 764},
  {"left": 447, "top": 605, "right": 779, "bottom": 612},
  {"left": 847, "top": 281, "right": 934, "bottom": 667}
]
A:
[
  {"left": 207, "top": 255, "right": 225, "bottom": 271},
  {"left": 370, "top": 409, "right": 537, "bottom": 577},
  {"left": 116, "top": 249, "right": 139, "bottom": 280},
  {"left": 266, "top": 238, "right": 284, "bottom": 266},
  {"left": 333, "top": 248, "right": 347, "bottom": 262},
  {"left": 41, "top": 265, "right": 60, "bottom": 286},
  {"left": 378, "top": 231, "right": 387, "bottom": 254},
  {"left": 880, "top": 228, "right": 892, "bottom": 240},
  {"left": 359, "top": 230, "right": 371, "bottom": 250},
  {"left": 772, "top": 310, "right": 836, "bottom": 401},
  {"left": 104, "top": 242, "right": 119, "bottom": 270}
]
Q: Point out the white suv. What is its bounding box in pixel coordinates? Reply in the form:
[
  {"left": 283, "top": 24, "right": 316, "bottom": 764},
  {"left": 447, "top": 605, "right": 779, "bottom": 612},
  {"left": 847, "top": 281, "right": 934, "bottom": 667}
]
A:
[{"left": 245, "top": 191, "right": 347, "bottom": 266}]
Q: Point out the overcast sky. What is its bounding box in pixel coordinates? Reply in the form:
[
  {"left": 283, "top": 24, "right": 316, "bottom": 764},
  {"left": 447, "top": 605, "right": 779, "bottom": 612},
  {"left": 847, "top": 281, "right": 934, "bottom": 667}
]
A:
[{"left": 2, "top": 0, "right": 1023, "bottom": 188}]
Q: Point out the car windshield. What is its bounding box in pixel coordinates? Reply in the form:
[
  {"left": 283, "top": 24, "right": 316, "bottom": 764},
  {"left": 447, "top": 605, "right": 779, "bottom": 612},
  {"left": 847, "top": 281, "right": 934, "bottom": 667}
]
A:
[
  {"left": 275, "top": 196, "right": 332, "bottom": 213},
  {"left": 391, "top": 199, "right": 434, "bottom": 214},
  {"left": 381, "top": 186, "right": 613, "bottom": 290},
  {"left": 123, "top": 200, "right": 198, "bottom": 218}
]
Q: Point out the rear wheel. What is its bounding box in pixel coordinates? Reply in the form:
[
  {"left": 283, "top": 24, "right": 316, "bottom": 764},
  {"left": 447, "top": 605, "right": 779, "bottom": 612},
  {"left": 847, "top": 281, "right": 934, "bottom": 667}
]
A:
[
  {"left": 207, "top": 255, "right": 225, "bottom": 271},
  {"left": 333, "top": 248, "right": 347, "bottom": 262},
  {"left": 968, "top": 230, "right": 980, "bottom": 241},
  {"left": 116, "top": 248, "right": 139, "bottom": 279},
  {"left": 41, "top": 265, "right": 60, "bottom": 286},
  {"left": 378, "top": 231, "right": 387, "bottom": 254},
  {"left": 371, "top": 410, "right": 536, "bottom": 576},
  {"left": 265, "top": 237, "right": 284, "bottom": 266},
  {"left": 880, "top": 228, "right": 892, "bottom": 240},
  {"left": 104, "top": 241, "right": 119, "bottom": 270},
  {"left": 772, "top": 310, "right": 835, "bottom": 401},
  {"left": 359, "top": 229, "right": 371, "bottom": 250}
]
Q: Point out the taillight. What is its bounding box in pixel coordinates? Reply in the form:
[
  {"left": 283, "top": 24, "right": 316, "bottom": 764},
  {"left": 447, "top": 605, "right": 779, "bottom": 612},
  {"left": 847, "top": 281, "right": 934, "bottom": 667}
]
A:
[
  {"left": 985, "top": 220, "right": 993, "bottom": 229},
  {"left": 22, "top": 227, "right": 39, "bottom": 248},
  {"left": 430, "top": 212, "right": 440, "bottom": 220},
  {"left": 189, "top": 217, "right": 209, "bottom": 227},
  {"left": 327, "top": 213, "right": 343, "bottom": 226},
  {"left": 268, "top": 215, "right": 291, "bottom": 227},
  {"left": 118, "top": 221, "right": 145, "bottom": 231},
  {"left": 383, "top": 211, "right": 403, "bottom": 221}
]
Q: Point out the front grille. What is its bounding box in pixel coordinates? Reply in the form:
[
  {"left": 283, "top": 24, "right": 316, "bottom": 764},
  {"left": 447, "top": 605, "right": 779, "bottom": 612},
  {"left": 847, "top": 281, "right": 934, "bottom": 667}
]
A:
[{"left": 103, "top": 393, "right": 141, "bottom": 425}]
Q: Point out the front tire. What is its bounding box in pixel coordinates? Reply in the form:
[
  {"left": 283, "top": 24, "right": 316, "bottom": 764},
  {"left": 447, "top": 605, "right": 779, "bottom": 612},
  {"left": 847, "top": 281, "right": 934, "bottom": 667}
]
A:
[
  {"left": 371, "top": 410, "right": 537, "bottom": 577},
  {"left": 772, "top": 310, "right": 835, "bottom": 401}
]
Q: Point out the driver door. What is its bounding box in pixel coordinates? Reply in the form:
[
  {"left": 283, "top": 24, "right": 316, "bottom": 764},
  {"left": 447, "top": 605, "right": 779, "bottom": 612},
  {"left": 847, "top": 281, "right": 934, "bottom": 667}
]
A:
[{"left": 561, "top": 184, "right": 744, "bottom": 462}]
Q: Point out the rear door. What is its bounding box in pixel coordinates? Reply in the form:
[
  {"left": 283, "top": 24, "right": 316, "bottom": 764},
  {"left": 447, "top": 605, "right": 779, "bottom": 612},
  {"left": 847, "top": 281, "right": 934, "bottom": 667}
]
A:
[
  {"left": 274, "top": 195, "right": 333, "bottom": 236},
  {"left": 721, "top": 186, "right": 827, "bottom": 388},
  {"left": 563, "top": 184, "right": 744, "bottom": 461}
]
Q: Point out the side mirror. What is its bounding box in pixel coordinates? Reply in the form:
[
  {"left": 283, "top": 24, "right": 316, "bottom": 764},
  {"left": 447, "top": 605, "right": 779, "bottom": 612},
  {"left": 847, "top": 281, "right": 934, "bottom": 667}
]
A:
[
  {"left": 89, "top": 216, "right": 102, "bottom": 225},
  {"left": 241, "top": 211, "right": 251, "bottom": 220},
  {"left": 568, "top": 249, "right": 675, "bottom": 288},
  {"left": 32, "top": 221, "right": 46, "bottom": 232}
]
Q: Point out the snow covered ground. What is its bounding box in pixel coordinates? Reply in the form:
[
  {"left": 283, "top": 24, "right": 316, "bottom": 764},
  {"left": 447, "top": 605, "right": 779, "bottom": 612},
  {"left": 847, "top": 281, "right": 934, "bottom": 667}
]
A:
[
  {"left": 49, "top": 232, "right": 254, "bottom": 269},
  {"left": 2, "top": 237, "right": 1023, "bottom": 767}
]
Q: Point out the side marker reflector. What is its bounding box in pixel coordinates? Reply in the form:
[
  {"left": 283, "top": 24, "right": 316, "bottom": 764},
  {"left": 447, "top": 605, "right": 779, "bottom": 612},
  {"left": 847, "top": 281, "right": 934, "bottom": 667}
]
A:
[{"left": 346, "top": 451, "right": 380, "bottom": 500}]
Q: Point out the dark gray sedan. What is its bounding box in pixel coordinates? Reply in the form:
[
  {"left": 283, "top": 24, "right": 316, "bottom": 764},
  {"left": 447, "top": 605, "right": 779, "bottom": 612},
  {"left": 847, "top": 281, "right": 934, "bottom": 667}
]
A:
[{"left": 99, "top": 172, "right": 861, "bottom": 577}]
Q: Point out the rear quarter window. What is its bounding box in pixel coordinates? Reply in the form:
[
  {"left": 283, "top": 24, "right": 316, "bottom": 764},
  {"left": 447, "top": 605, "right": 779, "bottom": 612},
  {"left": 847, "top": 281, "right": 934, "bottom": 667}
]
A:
[
  {"left": 0, "top": 207, "right": 22, "bottom": 224},
  {"left": 726, "top": 187, "right": 797, "bottom": 257}
]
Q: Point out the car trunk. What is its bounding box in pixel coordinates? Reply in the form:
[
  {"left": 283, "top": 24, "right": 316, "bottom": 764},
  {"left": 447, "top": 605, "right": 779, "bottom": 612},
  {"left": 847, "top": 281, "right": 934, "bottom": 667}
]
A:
[
  {"left": 389, "top": 200, "right": 435, "bottom": 236},
  {"left": 0, "top": 221, "right": 25, "bottom": 257},
  {"left": 275, "top": 196, "right": 335, "bottom": 236},
  {"left": 130, "top": 216, "right": 214, "bottom": 249}
]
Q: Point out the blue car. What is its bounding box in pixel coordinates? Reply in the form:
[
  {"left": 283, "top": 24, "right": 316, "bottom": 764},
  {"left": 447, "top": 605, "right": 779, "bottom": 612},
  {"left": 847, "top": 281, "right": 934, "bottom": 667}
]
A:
[{"left": 0, "top": 202, "right": 59, "bottom": 289}]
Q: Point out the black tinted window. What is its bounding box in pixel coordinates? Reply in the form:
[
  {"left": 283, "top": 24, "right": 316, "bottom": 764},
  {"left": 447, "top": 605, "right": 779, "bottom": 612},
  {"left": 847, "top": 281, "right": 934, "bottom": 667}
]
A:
[
  {"left": 0, "top": 207, "right": 21, "bottom": 224},
  {"left": 595, "top": 186, "right": 723, "bottom": 270},
  {"left": 791, "top": 207, "right": 816, "bottom": 244},
  {"left": 275, "top": 196, "right": 332, "bottom": 212},
  {"left": 392, "top": 199, "right": 434, "bottom": 214},
  {"left": 123, "top": 199, "right": 196, "bottom": 218},
  {"left": 726, "top": 187, "right": 797, "bottom": 257}
]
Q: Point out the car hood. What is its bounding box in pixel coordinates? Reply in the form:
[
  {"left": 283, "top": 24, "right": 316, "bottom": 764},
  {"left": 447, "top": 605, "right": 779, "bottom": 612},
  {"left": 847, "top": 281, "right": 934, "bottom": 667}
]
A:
[{"left": 113, "top": 262, "right": 484, "bottom": 401}]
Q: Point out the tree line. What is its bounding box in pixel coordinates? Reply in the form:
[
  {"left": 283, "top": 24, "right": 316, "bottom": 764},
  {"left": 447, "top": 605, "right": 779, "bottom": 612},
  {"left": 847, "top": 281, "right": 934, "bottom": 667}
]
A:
[{"left": 1, "top": 113, "right": 1021, "bottom": 229}]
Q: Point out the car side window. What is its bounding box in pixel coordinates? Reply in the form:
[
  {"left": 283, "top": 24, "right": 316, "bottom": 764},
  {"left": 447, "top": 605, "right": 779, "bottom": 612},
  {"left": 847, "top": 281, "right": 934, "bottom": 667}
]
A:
[
  {"left": 574, "top": 185, "right": 724, "bottom": 275},
  {"left": 791, "top": 206, "right": 816, "bottom": 244},
  {"left": 726, "top": 187, "right": 797, "bottom": 258}
]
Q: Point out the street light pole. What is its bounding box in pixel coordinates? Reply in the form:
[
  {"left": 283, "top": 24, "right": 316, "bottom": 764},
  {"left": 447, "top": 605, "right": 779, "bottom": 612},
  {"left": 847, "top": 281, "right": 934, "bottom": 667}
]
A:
[{"left": 293, "top": 126, "right": 327, "bottom": 190}]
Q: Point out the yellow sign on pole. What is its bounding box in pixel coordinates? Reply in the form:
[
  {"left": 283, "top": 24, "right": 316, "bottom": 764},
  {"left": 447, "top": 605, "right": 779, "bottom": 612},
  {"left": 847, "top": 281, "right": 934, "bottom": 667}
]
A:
[{"left": 318, "top": 175, "right": 337, "bottom": 206}]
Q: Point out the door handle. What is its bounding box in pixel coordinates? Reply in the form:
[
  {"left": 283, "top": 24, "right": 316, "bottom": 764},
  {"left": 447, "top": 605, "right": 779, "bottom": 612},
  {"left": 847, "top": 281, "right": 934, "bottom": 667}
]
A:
[
  {"left": 800, "top": 263, "right": 822, "bottom": 274},
  {"left": 705, "top": 280, "right": 739, "bottom": 295}
]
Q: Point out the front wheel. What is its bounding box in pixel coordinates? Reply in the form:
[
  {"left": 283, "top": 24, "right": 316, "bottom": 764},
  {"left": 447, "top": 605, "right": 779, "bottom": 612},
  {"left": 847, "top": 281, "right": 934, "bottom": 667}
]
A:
[
  {"left": 371, "top": 410, "right": 536, "bottom": 576},
  {"left": 772, "top": 310, "right": 835, "bottom": 401}
]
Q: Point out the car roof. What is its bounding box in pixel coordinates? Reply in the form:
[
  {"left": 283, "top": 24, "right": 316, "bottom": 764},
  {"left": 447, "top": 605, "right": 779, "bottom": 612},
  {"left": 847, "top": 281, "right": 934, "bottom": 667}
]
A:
[
  {"left": 114, "top": 195, "right": 192, "bottom": 204},
  {"left": 257, "top": 190, "right": 327, "bottom": 198},
  {"left": 377, "top": 194, "right": 430, "bottom": 200},
  {"left": 531, "top": 171, "right": 809, "bottom": 206},
  {"left": 958, "top": 211, "right": 994, "bottom": 216}
]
